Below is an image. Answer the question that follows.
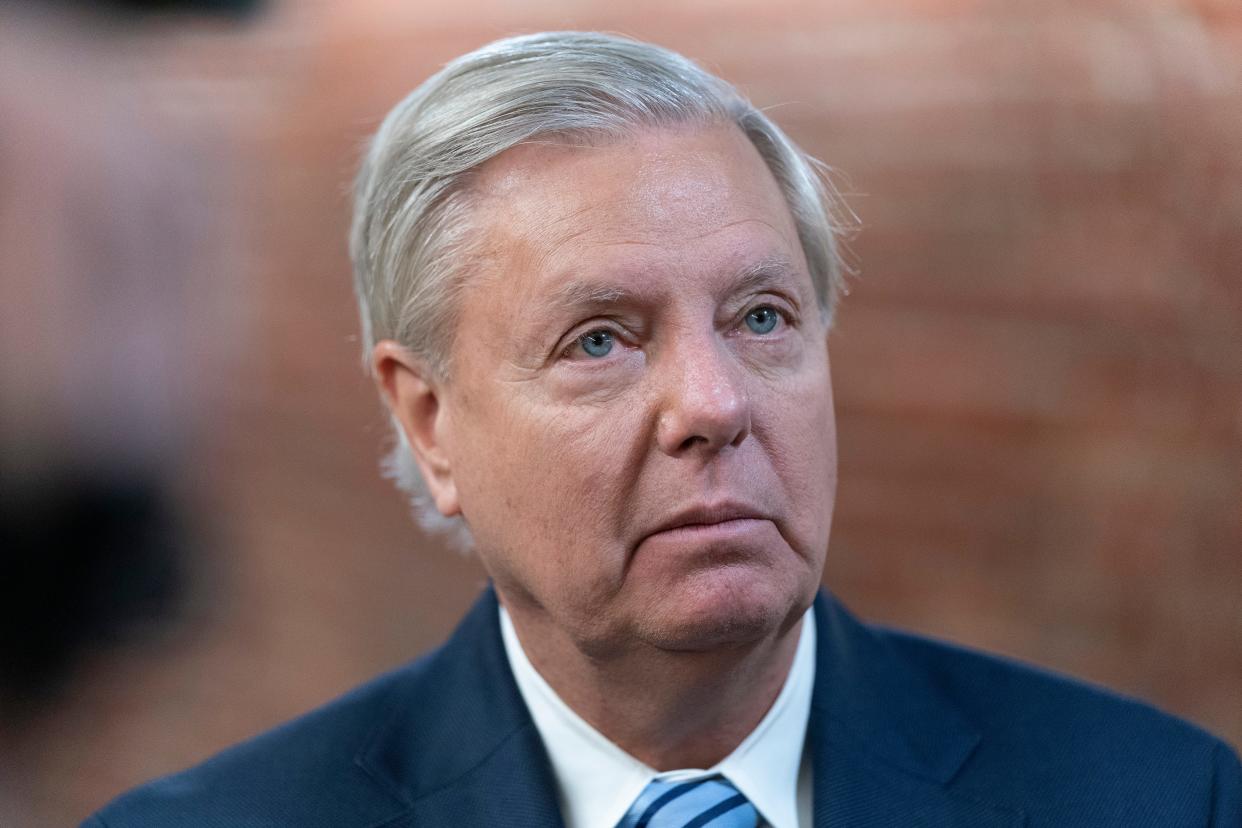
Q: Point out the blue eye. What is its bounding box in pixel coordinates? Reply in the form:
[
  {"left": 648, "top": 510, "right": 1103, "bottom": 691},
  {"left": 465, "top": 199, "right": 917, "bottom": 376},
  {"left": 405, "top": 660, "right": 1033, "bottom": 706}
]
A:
[
  {"left": 745, "top": 306, "right": 780, "bottom": 334},
  {"left": 578, "top": 329, "right": 614, "bottom": 358}
]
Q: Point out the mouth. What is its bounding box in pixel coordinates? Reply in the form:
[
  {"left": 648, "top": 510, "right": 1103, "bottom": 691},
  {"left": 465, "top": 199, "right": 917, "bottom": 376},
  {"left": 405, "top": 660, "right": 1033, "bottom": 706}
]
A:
[
  {"left": 629, "top": 500, "right": 787, "bottom": 575},
  {"left": 646, "top": 502, "right": 771, "bottom": 539}
]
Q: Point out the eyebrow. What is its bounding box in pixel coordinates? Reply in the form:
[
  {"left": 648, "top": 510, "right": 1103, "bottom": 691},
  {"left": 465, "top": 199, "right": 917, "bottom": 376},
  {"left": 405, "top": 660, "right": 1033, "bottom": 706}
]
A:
[
  {"left": 729, "top": 255, "right": 802, "bottom": 298},
  {"left": 544, "top": 280, "right": 634, "bottom": 313}
]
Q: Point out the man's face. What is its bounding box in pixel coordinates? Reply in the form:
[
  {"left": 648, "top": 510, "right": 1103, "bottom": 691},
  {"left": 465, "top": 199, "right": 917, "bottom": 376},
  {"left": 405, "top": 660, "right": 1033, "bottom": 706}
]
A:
[{"left": 438, "top": 124, "right": 836, "bottom": 657}]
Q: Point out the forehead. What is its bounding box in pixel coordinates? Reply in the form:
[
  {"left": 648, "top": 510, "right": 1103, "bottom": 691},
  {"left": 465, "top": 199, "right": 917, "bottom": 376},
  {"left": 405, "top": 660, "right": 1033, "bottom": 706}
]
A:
[{"left": 465, "top": 124, "right": 808, "bottom": 299}]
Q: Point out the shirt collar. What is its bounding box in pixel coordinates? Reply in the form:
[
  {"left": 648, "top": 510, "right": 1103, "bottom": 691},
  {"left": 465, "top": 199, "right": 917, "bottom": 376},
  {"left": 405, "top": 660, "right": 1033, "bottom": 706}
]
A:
[{"left": 500, "top": 605, "right": 816, "bottom": 828}]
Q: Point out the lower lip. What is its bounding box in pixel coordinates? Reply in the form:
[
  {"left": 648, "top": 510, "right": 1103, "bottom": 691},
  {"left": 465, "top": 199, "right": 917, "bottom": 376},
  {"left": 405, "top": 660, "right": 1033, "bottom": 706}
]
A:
[{"left": 641, "top": 518, "right": 773, "bottom": 550}]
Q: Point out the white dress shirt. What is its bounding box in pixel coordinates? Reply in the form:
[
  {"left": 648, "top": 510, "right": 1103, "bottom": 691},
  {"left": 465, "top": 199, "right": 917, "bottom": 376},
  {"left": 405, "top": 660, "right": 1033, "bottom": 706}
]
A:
[{"left": 499, "top": 605, "right": 817, "bottom": 828}]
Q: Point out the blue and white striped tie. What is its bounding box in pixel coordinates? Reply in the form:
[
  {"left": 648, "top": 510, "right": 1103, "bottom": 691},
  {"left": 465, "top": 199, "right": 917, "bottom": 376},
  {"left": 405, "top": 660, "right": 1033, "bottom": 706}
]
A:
[{"left": 616, "top": 776, "right": 759, "bottom": 828}]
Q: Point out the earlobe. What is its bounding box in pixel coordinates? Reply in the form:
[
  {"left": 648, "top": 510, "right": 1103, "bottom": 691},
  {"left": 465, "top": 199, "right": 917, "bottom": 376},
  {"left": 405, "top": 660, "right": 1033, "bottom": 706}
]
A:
[{"left": 371, "top": 340, "right": 461, "bottom": 517}]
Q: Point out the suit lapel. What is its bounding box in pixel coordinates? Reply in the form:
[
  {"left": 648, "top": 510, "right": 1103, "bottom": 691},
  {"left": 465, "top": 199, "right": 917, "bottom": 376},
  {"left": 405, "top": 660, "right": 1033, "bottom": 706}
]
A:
[
  {"left": 386, "top": 725, "right": 565, "bottom": 828},
  {"left": 808, "top": 591, "right": 1024, "bottom": 827},
  {"left": 810, "top": 751, "right": 1024, "bottom": 827},
  {"left": 354, "top": 587, "right": 564, "bottom": 828}
]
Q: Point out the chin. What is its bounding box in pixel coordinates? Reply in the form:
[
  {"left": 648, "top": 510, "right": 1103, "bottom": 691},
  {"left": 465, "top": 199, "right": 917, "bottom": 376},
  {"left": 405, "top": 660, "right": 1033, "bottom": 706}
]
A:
[{"left": 635, "top": 565, "right": 807, "bottom": 652}]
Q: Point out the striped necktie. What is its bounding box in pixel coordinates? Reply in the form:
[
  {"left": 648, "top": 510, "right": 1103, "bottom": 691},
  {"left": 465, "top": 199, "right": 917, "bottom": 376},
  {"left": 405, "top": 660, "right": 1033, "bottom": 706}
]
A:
[{"left": 616, "top": 775, "right": 759, "bottom": 828}]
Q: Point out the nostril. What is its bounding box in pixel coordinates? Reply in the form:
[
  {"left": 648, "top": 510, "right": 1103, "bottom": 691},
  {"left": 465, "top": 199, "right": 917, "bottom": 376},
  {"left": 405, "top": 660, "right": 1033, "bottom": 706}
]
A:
[{"left": 678, "top": 434, "right": 709, "bottom": 453}]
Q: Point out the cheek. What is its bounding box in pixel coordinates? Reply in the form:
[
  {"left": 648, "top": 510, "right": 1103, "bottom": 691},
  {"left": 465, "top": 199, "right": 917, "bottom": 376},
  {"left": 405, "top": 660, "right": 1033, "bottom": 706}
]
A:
[
  {"left": 760, "top": 370, "right": 837, "bottom": 541},
  {"left": 455, "top": 391, "right": 645, "bottom": 573}
]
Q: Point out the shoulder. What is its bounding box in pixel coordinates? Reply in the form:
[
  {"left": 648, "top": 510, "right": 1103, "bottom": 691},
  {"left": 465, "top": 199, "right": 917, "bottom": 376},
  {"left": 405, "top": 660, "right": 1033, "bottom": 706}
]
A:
[
  {"left": 84, "top": 650, "right": 440, "bottom": 828},
  {"left": 84, "top": 589, "right": 533, "bottom": 828},
  {"left": 875, "top": 622, "right": 1229, "bottom": 756},
  {"left": 873, "top": 622, "right": 1242, "bottom": 823}
]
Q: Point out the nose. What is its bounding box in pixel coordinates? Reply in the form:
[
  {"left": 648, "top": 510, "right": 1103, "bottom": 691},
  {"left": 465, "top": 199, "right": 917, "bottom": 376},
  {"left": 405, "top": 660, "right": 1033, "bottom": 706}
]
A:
[{"left": 655, "top": 336, "right": 752, "bottom": 457}]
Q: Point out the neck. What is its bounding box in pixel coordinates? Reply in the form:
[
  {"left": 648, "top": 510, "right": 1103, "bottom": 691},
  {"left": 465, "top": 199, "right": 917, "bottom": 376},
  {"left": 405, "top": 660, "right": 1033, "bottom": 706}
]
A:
[{"left": 503, "top": 598, "right": 805, "bottom": 771}]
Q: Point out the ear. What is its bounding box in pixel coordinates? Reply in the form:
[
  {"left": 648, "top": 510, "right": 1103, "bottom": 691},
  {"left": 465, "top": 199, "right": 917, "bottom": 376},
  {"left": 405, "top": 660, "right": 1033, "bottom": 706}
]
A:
[{"left": 371, "top": 340, "right": 460, "bottom": 517}]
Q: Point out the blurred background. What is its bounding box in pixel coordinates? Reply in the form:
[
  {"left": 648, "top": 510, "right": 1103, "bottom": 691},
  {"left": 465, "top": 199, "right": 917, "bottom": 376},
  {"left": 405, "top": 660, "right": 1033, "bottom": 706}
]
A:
[{"left": 1, "top": 0, "right": 1239, "bottom": 824}]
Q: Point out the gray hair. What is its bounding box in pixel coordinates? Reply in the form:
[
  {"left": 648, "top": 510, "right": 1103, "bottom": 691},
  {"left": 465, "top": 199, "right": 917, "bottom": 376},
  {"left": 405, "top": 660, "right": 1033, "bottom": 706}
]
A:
[{"left": 349, "top": 31, "right": 851, "bottom": 544}]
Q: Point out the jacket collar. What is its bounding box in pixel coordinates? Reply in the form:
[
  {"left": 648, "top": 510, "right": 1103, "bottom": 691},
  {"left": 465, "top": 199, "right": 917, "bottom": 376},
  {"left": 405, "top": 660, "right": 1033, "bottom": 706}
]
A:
[
  {"left": 354, "top": 587, "right": 1020, "bottom": 827},
  {"left": 808, "top": 591, "right": 1023, "bottom": 826},
  {"left": 355, "top": 586, "right": 564, "bottom": 827}
]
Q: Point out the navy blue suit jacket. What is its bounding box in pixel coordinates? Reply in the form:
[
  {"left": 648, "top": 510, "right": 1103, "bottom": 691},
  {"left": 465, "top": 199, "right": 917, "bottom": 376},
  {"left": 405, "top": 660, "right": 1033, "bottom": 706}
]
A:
[{"left": 87, "top": 588, "right": 1241, "bottom": 826}]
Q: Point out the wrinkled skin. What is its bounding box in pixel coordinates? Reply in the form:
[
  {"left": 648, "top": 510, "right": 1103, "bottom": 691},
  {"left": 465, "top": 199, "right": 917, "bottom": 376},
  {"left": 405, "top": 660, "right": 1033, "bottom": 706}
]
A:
[{"left": 376, "top": 123, "right": 837, "bottom": 765}]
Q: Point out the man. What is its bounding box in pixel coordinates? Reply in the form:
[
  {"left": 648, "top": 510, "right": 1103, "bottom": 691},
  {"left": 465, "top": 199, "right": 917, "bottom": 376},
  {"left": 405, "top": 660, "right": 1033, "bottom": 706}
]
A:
[{"left": 87, "top": 31, "right": 1240, "bottom": 827}]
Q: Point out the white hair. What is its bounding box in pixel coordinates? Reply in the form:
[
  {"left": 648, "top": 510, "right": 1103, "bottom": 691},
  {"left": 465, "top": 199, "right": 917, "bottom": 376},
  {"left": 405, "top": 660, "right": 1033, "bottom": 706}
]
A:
[{"left": 349, "top": 31, "right": 852, "bottom": 547}]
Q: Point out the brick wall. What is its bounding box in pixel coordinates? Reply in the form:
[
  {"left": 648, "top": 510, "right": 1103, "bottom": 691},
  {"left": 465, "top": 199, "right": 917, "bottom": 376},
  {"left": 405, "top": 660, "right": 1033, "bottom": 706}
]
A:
[{"left": 9, "top": 1, "right": 1238, "bottom": 825}]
